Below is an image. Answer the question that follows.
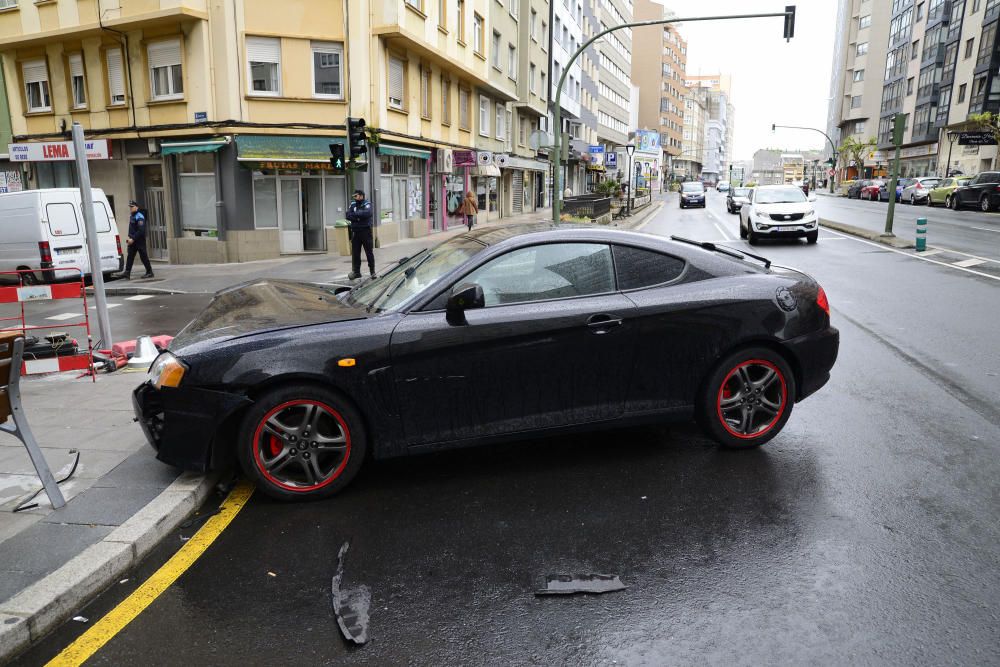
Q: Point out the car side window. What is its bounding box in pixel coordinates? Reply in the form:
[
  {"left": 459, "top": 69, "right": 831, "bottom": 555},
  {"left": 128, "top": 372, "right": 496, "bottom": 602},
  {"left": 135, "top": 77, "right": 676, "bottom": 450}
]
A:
[
  {"left": 462, "top": 243, "right": 615, "bottom": 307},
  {"left": 613, "top": 245, "right": 685, "bottom": 290}
]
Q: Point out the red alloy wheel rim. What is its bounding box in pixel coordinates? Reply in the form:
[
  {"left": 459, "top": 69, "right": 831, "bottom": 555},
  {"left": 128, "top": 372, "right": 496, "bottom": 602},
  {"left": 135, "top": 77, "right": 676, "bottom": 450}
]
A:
[
  {"left": 716, "top": 359, "right": 788, "bottom": 440},
  {"left": 252, "top": 399, "right": 352, "bottom": 492}
]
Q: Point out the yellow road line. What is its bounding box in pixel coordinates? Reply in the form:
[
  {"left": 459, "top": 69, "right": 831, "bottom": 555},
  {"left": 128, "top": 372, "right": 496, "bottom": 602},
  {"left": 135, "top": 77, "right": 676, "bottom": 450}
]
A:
[{"left": 46, "top": 481, "right": 255, "bottom": 667}]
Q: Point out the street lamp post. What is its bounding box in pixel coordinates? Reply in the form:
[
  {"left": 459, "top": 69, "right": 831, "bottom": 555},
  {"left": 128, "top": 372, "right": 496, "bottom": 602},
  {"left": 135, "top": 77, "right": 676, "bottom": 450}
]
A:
[
  {"left": 771, "top": 123, "right": 838, "bottom": 194},
  {"left": 550, "top": 8, "right": 796, "bottom": 224},
  {"left": 945, "top": 130, "right": 959, "bottom": 176},
  {"left": 625, "top": 142, "right": 636, "bottom": 215}
]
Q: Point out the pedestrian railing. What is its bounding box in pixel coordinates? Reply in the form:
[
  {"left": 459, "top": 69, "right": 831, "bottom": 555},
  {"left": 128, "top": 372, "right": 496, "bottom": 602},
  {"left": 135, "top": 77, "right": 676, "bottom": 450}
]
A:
[{"left": 562, "top": 195, "right": 612, "bottom": 219}]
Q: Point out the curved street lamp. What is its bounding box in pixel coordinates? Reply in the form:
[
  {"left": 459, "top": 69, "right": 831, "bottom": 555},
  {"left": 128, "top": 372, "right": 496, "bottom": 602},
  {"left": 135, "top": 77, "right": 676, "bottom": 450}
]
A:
[{"left": 771, "top": 123, "right": 838, "bottom": 193}]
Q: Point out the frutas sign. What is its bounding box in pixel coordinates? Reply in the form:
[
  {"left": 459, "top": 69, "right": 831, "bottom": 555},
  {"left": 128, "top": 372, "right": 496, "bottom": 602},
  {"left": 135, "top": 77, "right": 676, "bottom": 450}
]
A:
[{"left": 8, "top": 139, "right": 112, "bottom": 162}]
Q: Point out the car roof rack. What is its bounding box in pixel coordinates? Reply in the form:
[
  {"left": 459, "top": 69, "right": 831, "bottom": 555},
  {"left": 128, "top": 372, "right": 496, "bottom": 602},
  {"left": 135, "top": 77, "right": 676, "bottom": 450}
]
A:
[{"left": 670, "top": 235, "right": 772, "bottom": 269}]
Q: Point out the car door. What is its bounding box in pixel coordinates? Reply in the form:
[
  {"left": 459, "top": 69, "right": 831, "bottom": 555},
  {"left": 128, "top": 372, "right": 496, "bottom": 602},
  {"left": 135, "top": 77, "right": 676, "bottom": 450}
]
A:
[
  {"left": 960, "top": 173, "right": 983, "bottom": 205},
  {"left": 389, "top": 242, "right": 637, "bottom": 446}
]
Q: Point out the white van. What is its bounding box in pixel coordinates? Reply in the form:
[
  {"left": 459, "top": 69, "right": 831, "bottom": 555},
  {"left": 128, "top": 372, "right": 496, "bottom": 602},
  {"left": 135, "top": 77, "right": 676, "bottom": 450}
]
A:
[{"left": 0, "top": 188, "right": 123, "bottom": 284}]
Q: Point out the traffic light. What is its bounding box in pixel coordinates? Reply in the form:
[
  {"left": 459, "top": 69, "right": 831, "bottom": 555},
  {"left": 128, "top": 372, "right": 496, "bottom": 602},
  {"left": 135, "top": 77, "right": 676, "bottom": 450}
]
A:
[
  {"left": 329, "top": 143, "right": 346, "bottom": 172},
  {"left": 347, "top": 117, "right": 367, "bottom": 160},
  {"left": 783, "top": 5, "right": 796, "bottom": 41}
]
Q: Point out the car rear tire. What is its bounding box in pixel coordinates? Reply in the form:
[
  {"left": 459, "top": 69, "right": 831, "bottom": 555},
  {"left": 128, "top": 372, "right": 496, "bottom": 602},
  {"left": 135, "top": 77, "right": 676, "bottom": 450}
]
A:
[
  {"left": 806, "top": 231, "right": 818, "bottom": 244},
  {"left": 237, "top": 384, "right": 368, "bottom": 501},
  {"left": 908, "top": 194, "right": 915, "bottom": 205},
  {"left": 698, "top": 347, "right": 796, "bottom": 449},
  {"left": 981, "top": 195, "right": 992, "bottom": 213}
]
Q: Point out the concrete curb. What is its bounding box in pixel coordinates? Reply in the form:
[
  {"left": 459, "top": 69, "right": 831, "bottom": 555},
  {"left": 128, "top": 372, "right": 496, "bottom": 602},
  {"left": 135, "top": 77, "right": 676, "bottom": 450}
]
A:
[
  {"left": 820, "top": 218, "right": 915, "bottom": 249},
  {"left": 0, "top": 471, "right": 218, "bottom": 661}
]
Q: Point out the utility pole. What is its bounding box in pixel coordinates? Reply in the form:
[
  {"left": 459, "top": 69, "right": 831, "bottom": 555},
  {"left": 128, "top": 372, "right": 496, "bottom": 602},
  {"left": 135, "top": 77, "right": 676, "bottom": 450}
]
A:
[
  {"left": 551, "top": 8, "right": 796, "bottom": 223},
  {"left": 883, "top": 113, "right": 905, "bottom": 237}
]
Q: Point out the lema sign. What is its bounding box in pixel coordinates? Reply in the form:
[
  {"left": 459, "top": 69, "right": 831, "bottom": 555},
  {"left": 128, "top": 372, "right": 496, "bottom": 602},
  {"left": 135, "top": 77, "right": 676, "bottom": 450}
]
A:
[{"left": 8, "top": 139, "right": 112, "bottom": 161}]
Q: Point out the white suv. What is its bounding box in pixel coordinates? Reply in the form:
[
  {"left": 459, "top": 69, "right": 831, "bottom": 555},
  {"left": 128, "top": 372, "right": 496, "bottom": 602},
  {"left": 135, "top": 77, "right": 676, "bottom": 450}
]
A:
[{"left": 739, "top": 185, "right": 819, "bottom": 245}]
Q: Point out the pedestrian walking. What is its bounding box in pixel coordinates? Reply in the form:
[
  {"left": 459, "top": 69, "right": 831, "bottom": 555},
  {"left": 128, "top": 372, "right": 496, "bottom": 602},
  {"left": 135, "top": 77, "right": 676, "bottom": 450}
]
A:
[
  {"left": 122, "top": 200, "right": 154, "bottom": 280},
  {"left": 458, "top": 191, "right": 478, "bottom": 231},
  {"left": 346, "top": 189, "right": 376, "bottom": 280}
]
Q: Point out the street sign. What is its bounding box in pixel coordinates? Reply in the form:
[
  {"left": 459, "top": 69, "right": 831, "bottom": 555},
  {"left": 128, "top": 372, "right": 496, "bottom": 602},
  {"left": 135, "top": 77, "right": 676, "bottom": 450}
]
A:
[
  {"left": 9, "top": 139, "right": 112, "bottom": 162},
  {"left": 958, "top": 131, "right": 997, "bottom": 146},
  {"left": 606, "top": 152, "right": 618, "bottom": 169},
  {"left": 194, "top": 111, "right": 207, "bottom": 123},
  {"left": 827, "top": 168, "right": 835, "bottom": 176},
  {"left": 453, "top": 150, "right": 477, "bottom": 167}
]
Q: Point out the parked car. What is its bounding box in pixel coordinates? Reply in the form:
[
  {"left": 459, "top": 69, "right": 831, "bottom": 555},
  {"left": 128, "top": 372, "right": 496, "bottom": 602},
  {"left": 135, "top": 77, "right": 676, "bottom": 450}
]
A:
[
  {"left": 679, "top": 181, "right": 706, "bottom": 208},
  {"left": 846, "top": 180, "right": 869, "bottom": 199},
  {"left": 860, "top": 180, "right": 885, "bottom": 200},
  {"left": 879, "top": 178, "right": 914, "bottom": 202},
  {"left": 726, "top": 187, "right": 752, "bottom": 214},
  {"left": 900, "top": 177, "right": 942, "bottom": 205},
  {"left": 717, "top": 182, "right": 731, "bottom": 193},
  {"left": 927, "top": 176, "right": 974, "bottom": 207},
  {"left": 950, "top": 171, "right": 1000, "bottom": 211},
  {"left": 133, "top": 225, "right": 839, "bottom": 500},
  {"left": 0, "top": 188, "right": 123, "bottom": 284},
  {"left": 739, "top": 185, "right": 820, "bottom": 245}
]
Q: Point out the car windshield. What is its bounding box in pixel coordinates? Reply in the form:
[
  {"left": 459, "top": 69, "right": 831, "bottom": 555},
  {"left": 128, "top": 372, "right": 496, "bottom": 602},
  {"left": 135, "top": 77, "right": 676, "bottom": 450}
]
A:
[
  {"left": 681, "top": 183, "right": 704, "bottom": 192},
  {"left": 754, "top": 187, "right": 807, "bottom": 204},
  {"left": 733, "top": 188, "right": 750, "bottom": 196},
  {"left": 345, "top": 236, "right": 483, "bottom": 312}
]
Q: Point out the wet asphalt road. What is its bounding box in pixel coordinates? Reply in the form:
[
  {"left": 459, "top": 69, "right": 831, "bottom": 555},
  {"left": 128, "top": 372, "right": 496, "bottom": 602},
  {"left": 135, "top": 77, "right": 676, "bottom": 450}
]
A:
[{"left": 15, "top": 197, "right": 1000, "bottom": 666}]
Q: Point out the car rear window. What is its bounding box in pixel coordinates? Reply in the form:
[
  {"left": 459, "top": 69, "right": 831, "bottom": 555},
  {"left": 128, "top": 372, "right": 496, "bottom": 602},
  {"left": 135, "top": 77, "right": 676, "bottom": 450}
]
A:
[
  {"left": 91, "top": 202, "right": 114, "bottom": 233},
  {"left": 46, "top": 203, "right": 80, "bottom": 237},
  {"left": 613, "top": 245, "right": 685, "bottom": 290}
]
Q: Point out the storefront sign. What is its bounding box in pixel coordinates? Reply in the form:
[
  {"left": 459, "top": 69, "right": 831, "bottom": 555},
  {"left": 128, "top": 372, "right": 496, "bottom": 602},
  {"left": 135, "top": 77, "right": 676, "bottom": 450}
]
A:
[
  {"left": 898, "top": 143, "right": 938, "bottom": 159},
  {"left": 958, "top": 131, "right": 997, "bottom": 146},
  {"left": 635, "top": 130, "right": 660, "bottom": 152},
  {"left": 252, "top": 161, "right": 335, "bottom": 171},
  {"left": 0, "top": 171, "right": 23, "bottom": 193},
  {"left": 454, "top": 150, "right": 477, "bottom": 166},
  {"left": 8, "top": 139, "right": 112, "bottom": 162}
]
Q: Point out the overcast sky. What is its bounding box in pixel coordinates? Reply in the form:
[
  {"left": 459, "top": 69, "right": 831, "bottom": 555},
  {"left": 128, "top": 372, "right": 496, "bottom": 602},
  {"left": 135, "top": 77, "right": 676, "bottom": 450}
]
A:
[{"left": 664, "top": 0, "right": 839, "bottom": 160}]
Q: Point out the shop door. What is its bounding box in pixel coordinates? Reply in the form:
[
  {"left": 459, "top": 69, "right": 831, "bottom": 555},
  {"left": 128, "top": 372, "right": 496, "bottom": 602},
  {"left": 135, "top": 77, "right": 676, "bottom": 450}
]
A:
[
  {"left": 137, "top": 164, "right": 167, "bottom": 260},
  {"left": 279, "top": 178, "right": 303, "bottom": 253},
  {"left": 302, "top": 178, "right": 326, "bottom": 251},
  {"left": 512, "top": 171, "right": 524, "bottom": 215},
  {"left": 392, "top": 178, "right": 408, "bottom": 236}
]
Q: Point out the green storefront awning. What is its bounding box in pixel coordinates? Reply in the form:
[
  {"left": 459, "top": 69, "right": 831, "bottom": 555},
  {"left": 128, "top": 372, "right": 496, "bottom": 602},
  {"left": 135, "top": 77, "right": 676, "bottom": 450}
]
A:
[
  {"left": 378, "top": 144, "right": 432, "bottom": 159},
  {"left": 236, "top": 134, "right": 345, "bottom": 162},
  {"left": 160, "top": 140, "right": 228, "bottom": 156}
]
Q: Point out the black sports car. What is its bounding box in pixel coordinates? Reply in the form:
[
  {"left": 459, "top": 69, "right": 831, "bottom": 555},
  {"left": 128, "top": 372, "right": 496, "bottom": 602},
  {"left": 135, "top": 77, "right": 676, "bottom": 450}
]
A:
[{"left": 134, "top": 225, "right": 839, "bottom": 501}]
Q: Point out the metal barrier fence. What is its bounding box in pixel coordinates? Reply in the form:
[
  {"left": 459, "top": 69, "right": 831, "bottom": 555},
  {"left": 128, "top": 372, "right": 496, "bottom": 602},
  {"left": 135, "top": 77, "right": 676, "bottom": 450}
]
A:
[{"left": 562, "top": 195, "right": 611, "bottom": 219}]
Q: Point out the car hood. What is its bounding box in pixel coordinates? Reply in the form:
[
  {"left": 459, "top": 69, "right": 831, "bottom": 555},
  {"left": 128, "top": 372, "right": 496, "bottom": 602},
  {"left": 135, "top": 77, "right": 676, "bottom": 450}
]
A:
[
  {"left": 170, "top": 279, "right": 369, "bottom": 351},
  {"left": 753, "top": 202, "right": 813, "bottom": 214}
]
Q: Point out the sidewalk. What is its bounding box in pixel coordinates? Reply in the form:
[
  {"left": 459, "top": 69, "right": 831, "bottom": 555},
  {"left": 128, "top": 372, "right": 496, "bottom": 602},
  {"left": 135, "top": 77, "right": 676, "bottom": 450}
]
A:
[{"left": 0, "top": 200, "right": 663, "bottom": 661}]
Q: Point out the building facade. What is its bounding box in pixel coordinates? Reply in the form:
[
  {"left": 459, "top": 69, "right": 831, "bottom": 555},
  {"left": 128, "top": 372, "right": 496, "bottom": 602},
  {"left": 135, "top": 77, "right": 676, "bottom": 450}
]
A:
[
  {"left": 685, "top": 74, "right": 734, "bottom": 186},
  {"left": 676, "top": 86, "right": 706, "bottom": 180},
  {"left": 594, "top": 0, "right": 633, "bottom": 167},
  {"left": 0, "top": 0, "right": 552, "bottom": 264}
]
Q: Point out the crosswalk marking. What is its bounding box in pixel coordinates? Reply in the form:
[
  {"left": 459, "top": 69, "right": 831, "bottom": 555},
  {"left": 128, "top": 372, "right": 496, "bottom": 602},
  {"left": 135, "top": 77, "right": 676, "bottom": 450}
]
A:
[
  {"left": 89, "top": 303, "right": 121, "bottom": 310},
  {"left": 124, "top": 295, "right": 156, "bottom": 301},
  {"left": 952, "top": 258, "right": 987, "bottom": 268},
  {"left": 46, "top": 312, "right": 79, "bottom": 321},
  {"left": 917, "top": 249, "right": 943, "bottom": 256}
]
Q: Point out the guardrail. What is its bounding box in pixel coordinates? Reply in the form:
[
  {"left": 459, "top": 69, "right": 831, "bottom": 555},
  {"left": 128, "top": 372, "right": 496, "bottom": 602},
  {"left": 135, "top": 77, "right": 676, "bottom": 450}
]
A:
[{"left": 562, "top": 195, "right": 611, "bottom": 219}]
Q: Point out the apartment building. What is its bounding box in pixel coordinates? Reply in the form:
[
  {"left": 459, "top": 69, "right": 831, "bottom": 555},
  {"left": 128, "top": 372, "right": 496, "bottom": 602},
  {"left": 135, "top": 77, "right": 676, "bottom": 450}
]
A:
[
  {"left": 0, "top": 0, "right": 550, "bottom": 264},
  {"left": 828, "top": 0, "right": 999, "bottom": 182},
  {"left": 550, "top": 0, "right": 587, "bottom": 192},
  {"left": 631, "top": 0, "right": 686, "bottom": 184},
  {"left": 676, "top": 86, "right": 706, "bottom": 180},
  {"left": 594, "top": 0, "right": 633, "bottom": 159},
  {"left": 686, "top": 74, "right": 734, "bottom": 185}
]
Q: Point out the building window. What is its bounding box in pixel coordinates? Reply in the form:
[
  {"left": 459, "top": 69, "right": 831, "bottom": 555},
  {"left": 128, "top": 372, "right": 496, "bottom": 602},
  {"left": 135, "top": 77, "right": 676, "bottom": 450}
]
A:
[
  {"left": 479, "top": 95, "right": 490, "bottom": 136},
  {"left": 68, "top": 54, "right": 86, "bottom": 109},
  {"left": 441, "top": 76, "right": 451, "bottom": 124},
  {"left": 106, "top": 49, "right": 126, "bottom": 105},
  {"left": 916, "top": 2, "right": 924, "bottom": 20},
  {"left": 388, "top": 55, "right": 406, "bottom": 110},
  {"left": 856, "top": 42, "right": 868, "bottom": 56},
  {"left": 405, "top": 0, "right": 423, "bottom": 11},
  {"left": 22, "top": 59, "right": 51, "bottom": 112},
  {"left": 509, "top": 0, "right": 518, "bottom": 19},
  {"left": 508, "top": 44, "right": 516, "bottom": 79},
  {"left": 246, "top": 36, "right": 281, "bottom": 96},
  {"left": 474, "top": 14, "right": 484, "bottom": 54},
  {"left": 420, "top": 65, "right": 431, "bottom": 118},
  {"left": 853, "top": 69, "right": 865, "bottom": 82},
  {"left": 178, "top": 153, "right": 217, "bottom": 233},
  {"left": 958, "top": 82, "right": 967, "bottom": 102},
  {"left": 459, "top": 88, "right": 470, "bottom": 129},
  {"left": 965, "top": 37, "right": 975, "bottom": 58},
  {"left": 977, "top": 23, "right": 997, "bottom": 67},
  {"left": 148, "top": 38, "right": 184, "bottom": 101},
  {"left": 311, "top": 42, "right": 344, "bottom": 99},
  {"left": 541, "top": 22, "right": 547, "bottom": 50},
  {"left": 530, "top": 9, "right": 537, "bottom": 40},
  {"left": 492, "top": 31, "right": 501, "bottom": 69},
  {"left": 457, "top": 0, "right": 465, "bottom": 40},
  {"left": 439, "top": 0, "right": 446, "bottom": 30},
  {"left": 529, "top": 62, "right": 536, "bottom": 93},
  {"left": 496, "top": 102, "right": 505, "bottom": 139},
  {"left": 859, "top": 14, "right": 871, "bottom": 29},
  {"left": 911, "top": 40, "right": 919, "bottom": 59},
  {"left": 855, "top": 121, "right": 866, "bottom": 134},
  {"left": 907, "top": 77, "right": 914, "bottom": 95},
  {"left": 851, "top": 95, "right": 863, "bottom": 108}
]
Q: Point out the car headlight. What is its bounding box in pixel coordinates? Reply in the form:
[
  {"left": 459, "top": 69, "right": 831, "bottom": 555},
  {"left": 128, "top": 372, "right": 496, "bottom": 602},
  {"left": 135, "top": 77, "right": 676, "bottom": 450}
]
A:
[
  {"left": 756, "top": 210, "right": 770, "bottom": 219},
  {"left": 805, "top": 208, "right": 815, "bottom": 217},
  {"left": 147, "top": 352, "right": 187, "bottom": 389}
]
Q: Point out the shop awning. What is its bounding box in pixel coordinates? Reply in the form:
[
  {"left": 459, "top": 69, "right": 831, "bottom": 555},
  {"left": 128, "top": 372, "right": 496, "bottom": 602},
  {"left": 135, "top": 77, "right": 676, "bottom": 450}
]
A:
[
  {"left": 160, "top": 139, "right": 229, "bottom": 156},
  {"left": 235, "top": 134, "right": 345, "bottom": 162},
  {"left": 472, "top": 165, "right": 501, "bottom": 177},
  {"left": 502, "top": 156, "right": 549, "bottom": 171},
  {"left": 378, "top": 144, "right": 432, "bottom": 159}
]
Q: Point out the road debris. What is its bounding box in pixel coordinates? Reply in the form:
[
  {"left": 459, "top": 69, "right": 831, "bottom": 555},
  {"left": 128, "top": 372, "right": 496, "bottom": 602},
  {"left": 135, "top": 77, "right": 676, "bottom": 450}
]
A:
[
  {"left": 534, "top": 574, "right": 628, "bottom": 596},
  {"left": 267, "top": 571, "right": 277, "bottom": 577},
  {"left": 331, "top": 541, "right": 371, "bottom": 645},
  {"left": 72, "top": 616, "right": 88, "bottom": 623}
]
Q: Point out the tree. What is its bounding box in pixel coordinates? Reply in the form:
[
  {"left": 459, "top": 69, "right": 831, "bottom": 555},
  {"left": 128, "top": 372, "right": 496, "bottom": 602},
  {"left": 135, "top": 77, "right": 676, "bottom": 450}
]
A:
[
  {"left": 969, "top": 112, "right": 1000, "bottom": 143},
  {"left": 838, "top": 135, "right": 877, "bottom": 177}
]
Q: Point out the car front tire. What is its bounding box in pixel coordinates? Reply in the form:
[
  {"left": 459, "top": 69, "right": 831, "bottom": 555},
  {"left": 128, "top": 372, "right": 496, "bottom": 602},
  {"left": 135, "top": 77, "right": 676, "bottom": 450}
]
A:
[
  {"left": 237, "top": 384, "right": 368, "bottom": 501},
  {"left": 698, "top": 346, "right": 796, "bottom": 449},
  {"left": 747, "top": 229, "right": 759, "bottom": 245},
  {"left": 806, "top": 231, "right": 818, "bottom": 244},
  {"left": 740, "top": 221, "right": 747, "bottom": 239}
]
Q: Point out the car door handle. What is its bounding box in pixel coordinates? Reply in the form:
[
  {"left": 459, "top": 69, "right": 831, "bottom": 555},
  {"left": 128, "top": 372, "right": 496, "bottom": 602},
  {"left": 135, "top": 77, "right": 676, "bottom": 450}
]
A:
[{"left": 587, "top": 314, "right": 623, "bottom": 333}]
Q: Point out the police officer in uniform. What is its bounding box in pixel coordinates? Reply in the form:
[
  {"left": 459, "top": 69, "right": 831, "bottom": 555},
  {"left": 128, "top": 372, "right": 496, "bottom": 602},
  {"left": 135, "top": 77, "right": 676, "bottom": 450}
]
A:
[
  {"left": 346, "top": 189, "right": 376, "bottom": 280},
  {"left": 123, "top": 200, "right": 154, "bottom": 280}
]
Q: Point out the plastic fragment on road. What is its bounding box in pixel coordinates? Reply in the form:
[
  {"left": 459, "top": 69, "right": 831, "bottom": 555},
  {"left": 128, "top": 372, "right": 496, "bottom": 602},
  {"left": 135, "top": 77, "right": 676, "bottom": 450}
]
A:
[
  {"left": 72, "top": 616, "right": 88, "bottom": 623},
  {"left": 267, "top": 571, "right": 277, "bottom": 577},
  {"left": 331, "top": 541, "right": 371, "bottom": 645},
  {"left": 534, "top": 574, "right": 628, "bottom": 596}
]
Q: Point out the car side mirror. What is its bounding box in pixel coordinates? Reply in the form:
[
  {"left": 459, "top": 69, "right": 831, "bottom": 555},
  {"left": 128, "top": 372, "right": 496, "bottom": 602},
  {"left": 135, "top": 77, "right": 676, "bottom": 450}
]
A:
[{"left": 446, "top": 283, "right": 485, "bottom": 325}]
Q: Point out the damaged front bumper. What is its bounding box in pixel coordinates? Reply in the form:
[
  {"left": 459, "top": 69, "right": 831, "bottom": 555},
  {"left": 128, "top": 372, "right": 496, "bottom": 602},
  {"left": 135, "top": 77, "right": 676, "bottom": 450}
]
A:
[{"left": 133, "top": 381, "right": 253, "bottom": 471}]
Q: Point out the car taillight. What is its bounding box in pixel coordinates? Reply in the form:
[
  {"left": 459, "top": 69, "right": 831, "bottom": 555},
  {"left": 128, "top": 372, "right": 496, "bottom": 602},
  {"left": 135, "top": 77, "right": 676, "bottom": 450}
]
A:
[
  {"left": 816, "top": 286, "right": 830, "bottom": 317},
  {"left": 115, "top": 235, "right": 123, "bottom": 256},
  {"left": 38, "top": 241, "right": 52, "bottom": 264}
]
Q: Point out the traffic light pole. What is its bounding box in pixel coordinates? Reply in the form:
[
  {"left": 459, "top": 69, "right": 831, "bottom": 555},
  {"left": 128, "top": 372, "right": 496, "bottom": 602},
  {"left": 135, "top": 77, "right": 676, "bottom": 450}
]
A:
[
  {"left": 550, "top": 8, "right": 796, "bottom": 224},
  {"left": 771, "top": 123, "right": 838, "bottom": 193}
]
